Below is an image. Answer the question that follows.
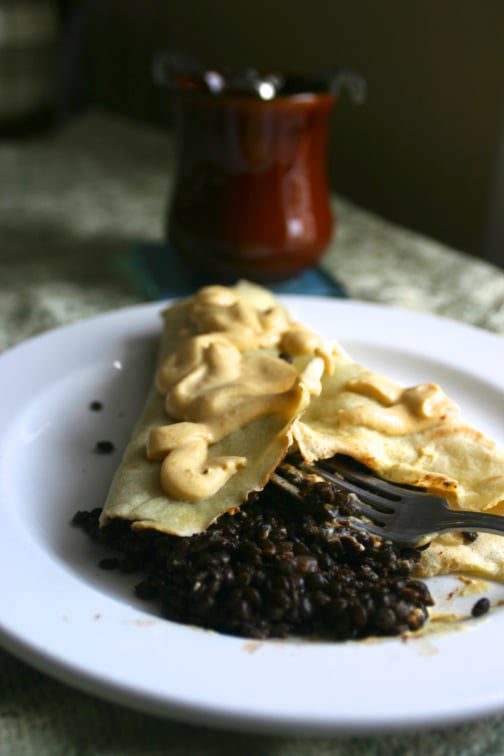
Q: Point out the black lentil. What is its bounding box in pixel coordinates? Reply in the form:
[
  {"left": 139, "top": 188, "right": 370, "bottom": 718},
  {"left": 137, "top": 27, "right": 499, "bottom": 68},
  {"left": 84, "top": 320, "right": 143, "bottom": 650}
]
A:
[
  {"left": 471, "top": 597, "right": 490, "bottom": 618},
  {"left": 278, "top": 352, "right": 293, "bottom": 363},
  {"left": 72, "top": 477, "right": 434, "bottom": 641},
  {"left": 93, "top": 440, "right": 115, "bottom": 454},
  {"left": 462, "top": 531, "right": 479, "bottom": 544},
  {"left": 89, "top": 401, "right": 103, "bottom": 411}
]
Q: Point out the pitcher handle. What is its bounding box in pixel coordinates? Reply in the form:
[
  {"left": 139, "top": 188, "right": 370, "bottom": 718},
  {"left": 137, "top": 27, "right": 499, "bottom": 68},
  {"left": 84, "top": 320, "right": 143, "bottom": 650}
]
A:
[{"left": 328, "top": 69, "right": 367, "bottom": 104}]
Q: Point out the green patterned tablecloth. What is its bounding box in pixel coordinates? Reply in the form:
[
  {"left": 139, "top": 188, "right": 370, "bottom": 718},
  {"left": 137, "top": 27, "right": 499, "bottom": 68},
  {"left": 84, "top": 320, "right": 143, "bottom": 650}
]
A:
[{"left": 1, "top": 110, "right": 504, "bottom": 755}]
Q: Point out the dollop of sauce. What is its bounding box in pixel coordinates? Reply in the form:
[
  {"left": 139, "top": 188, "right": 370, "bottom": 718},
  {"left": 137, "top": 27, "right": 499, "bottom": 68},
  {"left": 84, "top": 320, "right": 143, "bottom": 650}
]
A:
[
  {"left": 341, "top": 373, "right": 459, "bottom": 435},
  {"left": 148, "top": 286, "right": 335, "bottom": 501}
]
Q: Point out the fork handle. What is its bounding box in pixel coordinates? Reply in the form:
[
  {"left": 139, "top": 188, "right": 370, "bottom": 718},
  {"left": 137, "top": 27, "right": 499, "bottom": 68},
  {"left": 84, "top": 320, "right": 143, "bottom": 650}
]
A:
[{"left": 440, "top": 508, "right": 504, "bottom": 537}]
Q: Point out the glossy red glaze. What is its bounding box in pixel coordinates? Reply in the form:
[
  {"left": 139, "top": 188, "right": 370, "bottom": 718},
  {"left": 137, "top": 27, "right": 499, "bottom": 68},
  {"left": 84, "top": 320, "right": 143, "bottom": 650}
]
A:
[{"left": 167, "top": 93, "right": 336, "bottom": 281}]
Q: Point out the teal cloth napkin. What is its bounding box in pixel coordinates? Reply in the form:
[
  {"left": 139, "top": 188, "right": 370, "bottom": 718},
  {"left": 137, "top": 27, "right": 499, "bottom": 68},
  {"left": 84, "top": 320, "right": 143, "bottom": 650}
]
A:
[{"left": 133, "top": 243, "right": 348, "bottom": 299}]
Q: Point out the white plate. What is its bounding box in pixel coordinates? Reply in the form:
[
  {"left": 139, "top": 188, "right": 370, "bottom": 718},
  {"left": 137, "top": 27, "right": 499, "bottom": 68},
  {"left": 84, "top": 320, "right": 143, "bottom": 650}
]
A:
[{"left": 1, "top": 296, "right": 504, "bottom": 735}]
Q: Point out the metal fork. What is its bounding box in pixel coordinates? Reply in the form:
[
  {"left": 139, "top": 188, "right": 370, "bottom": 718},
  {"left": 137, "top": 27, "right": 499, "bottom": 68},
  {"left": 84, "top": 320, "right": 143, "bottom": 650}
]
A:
[{"left": 272, "top": 456, "right": 504, "bottom": 547}]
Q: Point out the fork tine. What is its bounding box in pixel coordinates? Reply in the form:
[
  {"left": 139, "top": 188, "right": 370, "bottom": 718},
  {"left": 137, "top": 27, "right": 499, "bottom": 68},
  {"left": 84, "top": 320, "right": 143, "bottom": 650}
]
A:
[
  {"left": 271, "top": 469, "right": 391, "bottom": 532},
  {"left": 270, "top": 472, "right": 304, "bottom": 501},
  {"left": 305, "top": 465, "right": 395, "bottom": 513},
  {"left": 348, "top": 499, "right": 390, "bottom": 524},
  {"left": 320, "top": 458, "right": 411, "bottom": 500},
  {"left": 350, "top": 519, "right": 388, "bottom": 539}
]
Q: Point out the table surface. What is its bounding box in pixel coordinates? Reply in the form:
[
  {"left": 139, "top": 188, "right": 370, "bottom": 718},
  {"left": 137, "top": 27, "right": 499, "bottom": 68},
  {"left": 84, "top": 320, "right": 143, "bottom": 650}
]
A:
[{"left": 2, "top": 109, "right": 504, "bottom": 755}]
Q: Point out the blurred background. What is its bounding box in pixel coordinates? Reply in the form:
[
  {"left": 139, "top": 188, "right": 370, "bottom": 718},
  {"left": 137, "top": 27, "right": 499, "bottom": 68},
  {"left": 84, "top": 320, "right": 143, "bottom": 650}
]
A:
[{"left": 2, "top": 0, "right": 504, "bottom": 267}]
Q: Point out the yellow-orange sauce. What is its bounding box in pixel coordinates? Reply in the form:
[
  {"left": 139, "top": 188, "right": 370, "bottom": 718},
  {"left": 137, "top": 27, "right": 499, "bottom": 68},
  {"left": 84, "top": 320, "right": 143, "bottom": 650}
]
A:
[
  {"left": 147, "top": 286, "right": 335, "bottom": 501},
  {"left": 341, "top": 373, "right": 459, "bottom": 435}
]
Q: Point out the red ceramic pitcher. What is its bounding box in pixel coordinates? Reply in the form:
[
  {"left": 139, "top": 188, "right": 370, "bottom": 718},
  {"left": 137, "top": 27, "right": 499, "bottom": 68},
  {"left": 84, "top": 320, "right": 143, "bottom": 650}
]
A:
[{"left": 155, "top": 55, "right": 365, "bottom": 281}]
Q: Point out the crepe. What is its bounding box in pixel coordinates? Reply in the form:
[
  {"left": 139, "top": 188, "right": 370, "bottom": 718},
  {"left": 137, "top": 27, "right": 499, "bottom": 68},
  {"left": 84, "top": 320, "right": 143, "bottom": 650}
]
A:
[
  {"left": 294, "top": 355, "right": 504, "bottom": 514},
  {"left": 100, "top": 282, "right": 316, "bottom": 536}
]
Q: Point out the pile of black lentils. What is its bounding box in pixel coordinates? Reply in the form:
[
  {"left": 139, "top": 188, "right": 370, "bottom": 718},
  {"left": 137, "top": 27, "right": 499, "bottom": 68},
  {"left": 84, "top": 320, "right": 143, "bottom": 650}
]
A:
[{"left": 73, "top": 472, "right": 434, "bottom": 640}]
